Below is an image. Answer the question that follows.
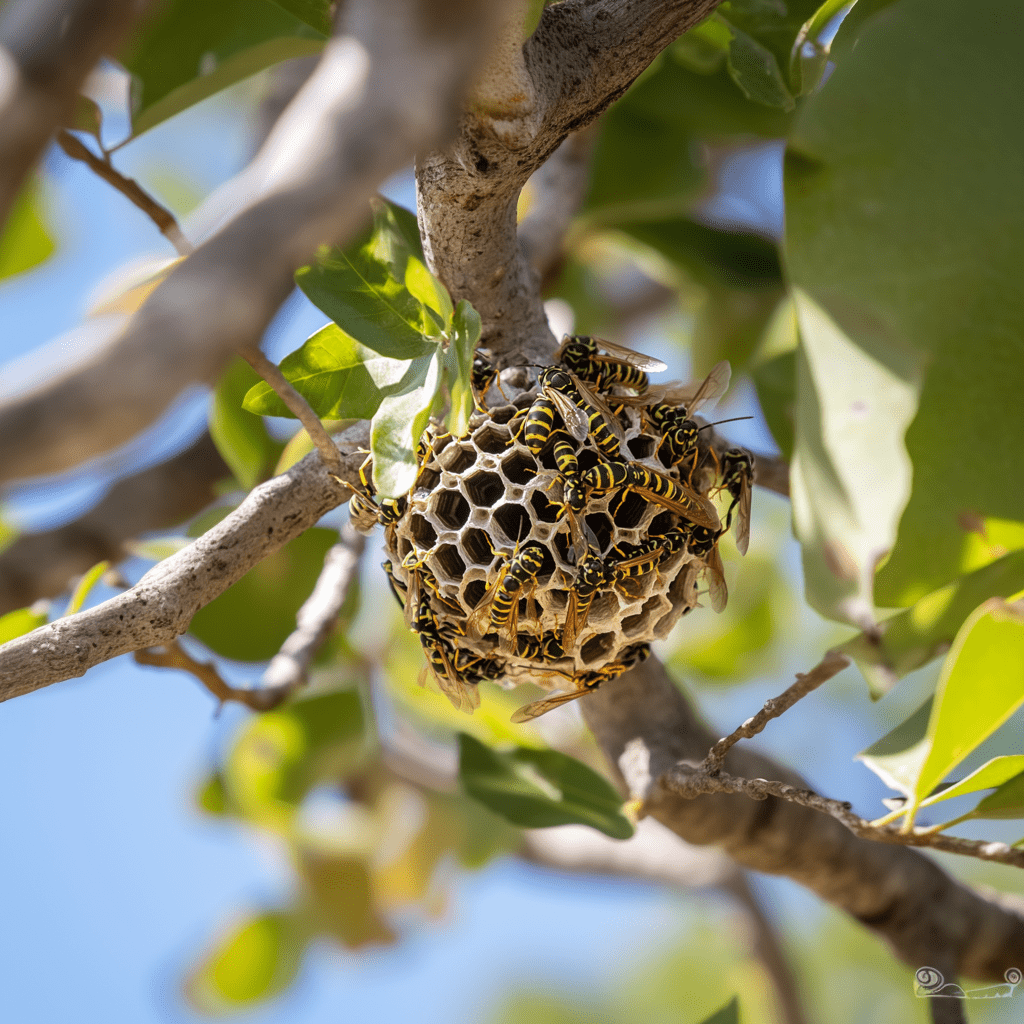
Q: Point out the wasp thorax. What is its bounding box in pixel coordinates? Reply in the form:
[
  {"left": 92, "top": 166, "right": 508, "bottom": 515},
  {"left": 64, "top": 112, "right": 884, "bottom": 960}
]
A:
[{"left": 374, "top": 345, "right": 750, "bottom": 721}]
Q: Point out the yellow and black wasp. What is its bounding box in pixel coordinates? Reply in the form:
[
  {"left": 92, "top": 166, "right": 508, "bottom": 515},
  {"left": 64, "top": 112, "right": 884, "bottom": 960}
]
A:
[
  {"left": 471, "top": 541, "right": 548, "bottom": 650},
  {"left": 470, "top": 349, "right": 507, "bottom": 411},
  {"left": 410, "top": 596, "right": 481, "bottom": 712},
  {"left": 719, "top": 448, "right": 753, "bottom": 555},
  {"left": 606, "top": 540, "right": 664, "bottom": 596},
  {"left": 350, "top": 454, "right": 407, "bottom": 533},
  {"left": 626, "top": 464, "right": 722, "bottom": 533},
  {"left": 556, "top": 335, "right": 667, "bottom": 394},
  {"left": 510, "top": 643, "right": 651, "bottom": 723},
  {"left": 400, "top": 551, "right": 465, "bottom": 624},
  {"left": 684, "top": 523, "right": 728, "bottom": 613},
  {"left": 515, "top": 632, "right": 566, "bottom": 663},
  {"left": 561, "top": 548, "right": 606, "bottom": 651}
]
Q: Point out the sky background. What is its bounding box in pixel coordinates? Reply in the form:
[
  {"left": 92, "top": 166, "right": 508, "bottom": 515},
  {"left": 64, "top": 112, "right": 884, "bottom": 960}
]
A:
[{"left": 2, "top": 63, "right": 1023, "bottom": 1024}]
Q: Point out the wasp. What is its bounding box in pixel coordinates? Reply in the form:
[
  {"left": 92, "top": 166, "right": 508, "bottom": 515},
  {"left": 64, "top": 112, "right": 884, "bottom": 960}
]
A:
[
  {"left": 418, "top": 633, "right": 481, "bottom": 713},
  {"left": 471, "top": 350, "right": 507, "bottom": 411},
  {"left": 561, "top": 548, "right": 607, "bottom": 651},
  {"left": 400, "top": 551, "right": 465, "bottom": 624},
  {"left": 510, "top": 643, "right": 651, "bottom": 723},
  {"left": 556, "top": 335, "right": 667, "bottom": 394},
  {"left": 685, "top": 523, "right": 728, "bottom": 613},
  {"left": 719, "top": 448, "right": 753, "bottom": 555},
  {"left": 349, "top": 491, "right": 382, "bottom": 535},
  {"left": 626, "top": 464, "right": 722, "bottom": 532},
  {"left": 606, "top": 541, "right": 664, "bottom": 595},
  {"left": 353, "top": 454, "right": 407, "bottom": 528},
  {"left": 515, "top": 632, "right": 566, "bottom": 663},
  {"left": 470, "top": 542, "right": 547, "bottom": 649},
  {"left": 382, "top": 559, "right": 408, "bottom": 608}
]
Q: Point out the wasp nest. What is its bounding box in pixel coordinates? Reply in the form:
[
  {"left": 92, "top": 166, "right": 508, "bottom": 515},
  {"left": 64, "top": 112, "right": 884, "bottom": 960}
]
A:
[{"left": 360, "top": 340, "right": 752, "bottom": 722}]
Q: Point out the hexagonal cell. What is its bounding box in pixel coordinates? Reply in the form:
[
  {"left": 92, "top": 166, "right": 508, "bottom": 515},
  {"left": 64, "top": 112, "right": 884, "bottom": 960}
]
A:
[
  {"left": 409, "top": 514, "right": 437, "bottom": 549},
  {"left": 576, "top": 447, "right": 602, "bottom": 472},
  {"left": 433, "top": 543, "right": 466, "bottom": 582},
  {"left": 609, "top": 488, "right": 648, "bottom": 530},
  {"left": 627, "top": 434, "right": 657, "bottom": 460},
  {"left": 648, "top": 510, "right": 676, "bottom": 537},
  {"left": 440, "top": 444, "right": 476, "bottom": 474},
  {"left": 431, "top": 490, "right": 470, "bottom": 530},
  {"left": 585, "top": 512, "right": 614, "bottom": 553},
  {"left": 550, "top": 527, "right": 573, "bottom": 567},
  {"left": 473, "top": 422, "right": 509, "bottom": 454},
  {"left": 488, "top": 404, "right": 517, "bottom": 424},
  {"left": 667, "top": 560, "right": 700, "bottom": 608},
  {"left": 464, "top": 470, "right": 504, "bottom": 507},
  {"left": 397, "top": 535, "right": 413, "bottom": 561},
  {"left": 461, "top": 527, "right": 495, "bottom": 567},
  {"left": 501, "top": 449, "right": 537, "bottom": 485},
  {"left": 463, "top": 577, "right": 489, "bottom": 610},
  {"left": 622, "top": 597, "right": 662, "bottom": 638},
  {"left": 493, "top": 503, "right": 531, "bottom": 543},
  {"left": 428, "top": 431, "right": 454, "bottom": 459},
  {"left": 530, "top": 488, "right": 561, "bottom": 524},
  {"left": 414, "top": 467, "right": 441, "bottom": 493},
  {"left": 580, "top": 632, "right": 616, "bottom": 665}
]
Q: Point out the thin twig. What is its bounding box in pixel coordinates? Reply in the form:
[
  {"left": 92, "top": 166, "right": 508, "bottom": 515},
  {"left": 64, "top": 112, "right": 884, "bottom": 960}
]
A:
[
  {"left": 663, "top": 766, "right": 1024, "bottom": 870},
  {"left": 259, "top": 522, "right": 366, "bottom": 694},
  {"left": 702, "top": 651, "right": 850, "bottom": 775},
  {"left": 241, "top": 348, "right": 344, "bottom": 478},
  {"left": 134, "top": 638, "right": 293, "bottom": 711},
  {"left": 55, "top": 129, "right": 193, "bottom": 256}
]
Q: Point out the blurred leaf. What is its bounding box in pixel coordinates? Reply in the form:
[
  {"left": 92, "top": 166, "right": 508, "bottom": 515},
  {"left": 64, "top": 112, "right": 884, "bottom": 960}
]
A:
[
  {"left": 789, "top": 0, "right": 859, "bottom": 96},
  {"left": 224, "top": 689, "right": 366, "bottom": 825},
  {"left": 0, "top": 605, "right": 48, "bottom": 644},
  {"left": 370, "top": 351, "right": 442, "bottom": 497},
  {"left": 856, "top": 696, "right": 932, "bottom": 799},
  {"left": 123, "top": 0, "right": 324, "bottom": 138},
  {"left": 444, "top": 300, "right": 480, "bottom": 438},
  {"left": 64, "top": 561, "right": 110, "bottom": 616},
  {"left": 458, "top": 733, "right": 634, "bottom": 839},
  {"left": 749, "top": 296, "right": 796, "bottom": 459},
  {"left": 918, "top": 757, "right": 1024, "bottom": 810},
  {"left": 299, "top": 849, "right": 396, "bottom": 948},
  {"left": 243, "top": 324, "right": 426, "bottom": 421},
  {"left": 188, "top": 527, "right": 337, "bottom": 660},
  {"left": 296, "top": 202, "right": 437, "bottom": 361},
  {"left": 785, "top": 0, "right": 1024, "bottom": 607},
  {"left": 184, "top": 911, "right": 305, "bottom": 1014},
  {"left": 210, "top": 358, "right": 279, "bottom": 488},
  {"left": 0, "top": 512, "right": 20, "bottom": 556},
  {"left": 197, "top": 772, "right": 229, "bottom": 816},
  {"left": 68, "top": 94, "right": 103, "bottom": 139},
  {"left": 123, "top": 536, "right": 192, "bottom": 562},
  {"left": 969, "top": 772, "right": 1024, "bottom": 820},
  {"left": 719, "top": 0, "right": 824, "bottom": 87},
  {"left": 718, "top": 15, "right": 795, "bottom": 111},
  {"left": 673, "top": 17, "right": 731, "bottom": 74},
  {"left": 269, "top": 0, "right": 332, "bottom": 35},
  {"left": 0, "top": 180, "right": 55, "bottom": 281},
  {"left": 699, "top": 998, "right": 740, "bottom": 1024},
  {"left": 789, "top": 289, "right": 921, "bottom": 628},
  {"left": 840, "top": 551, "right": 1024, "bottom": 698}
]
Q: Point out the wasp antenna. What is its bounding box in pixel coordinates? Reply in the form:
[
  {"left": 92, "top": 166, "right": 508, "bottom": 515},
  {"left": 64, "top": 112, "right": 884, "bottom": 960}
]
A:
[{"left": 697, "top": 415, "right": 755, "bottom": 432}]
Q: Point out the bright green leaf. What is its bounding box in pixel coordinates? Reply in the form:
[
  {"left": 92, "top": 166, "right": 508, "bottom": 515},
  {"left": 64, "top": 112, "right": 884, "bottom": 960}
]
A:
[
  {"left": 919, "top": 757, "right": 1024, "bottom": 810},
  {"left": 209, "top": 358, "right": 279, "bottom": 488},
  {"left": 184, "top": 911, "right": 304, "bottom": 1014},
  {"left": 789, "top": 289, "right": 921, "bottom": 627},
  {"left": 785, "top": 0, "right": 1024, "bottom": 607},
  {"left": 64, "top": 561, "right": 110, "bottom": 616},
  {"left": 970, "top": 772, "right": 1024, "bottom": 821},
  {"left": 122, "top": 0, "right": 324, "bottom": 137},
  {"left": 269, "top": 0, "right": 332, "bottom": 35},
  {"left": 911, "top": 601, "right": 1024, "bottom": 812},
  {"left": 458, "top": 733, "right": 635, "bottom": 839},
  {"left": 698, "top": 998, "right": 739, "bottom": 1024},
  {"left": 0, "top": 512, "right": 18, "bottom": 556},
  {"left": 840, "top": 551, "right": 1024, "bottom": 697},
  {"left": 444, "top": 300, "right": 481, "bottom": 438},
  {"left": 856, "top": 696, "right": 932, "bottom": 799},
  {"left": 718, "top": 15, "right": 796, "bottom": 111},
  {"left": 405, "top": 256, "right": 452, "bottom": 331},
  {"left": 196, "top": 773, "right": 229, "bottom": 816},
  {"left": 370, "top": 352, "right": 443, "bottom": 497},
  {"left": 0, "top": 181, "right": 55, "bottom": 281},
  {"left": 188, "top": 527, "right": 337, "bottom": 661},
  {"left": 789, "top": 0, "right": 858, "bottom": 95},
  {"left": 0, "top": 605, "right": 48, "bottom": 645}
]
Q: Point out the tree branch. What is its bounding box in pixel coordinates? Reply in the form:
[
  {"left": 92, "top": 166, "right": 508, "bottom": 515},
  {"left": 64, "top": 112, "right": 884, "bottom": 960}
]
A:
[
  {"left": 0, "top": 425, "right": 369, "bottom": 703},
  {"left": 581, "top": 657, "right": 1024, "bottom": 982},
  {"left": 0, "top": 432, "right": 229, "bottom": 615},
  {"left": 0, "top": 0, "right": 513, "bottom": 484},
  {"left": 0, "top": 0, "right": 139, "bottom": 231}
]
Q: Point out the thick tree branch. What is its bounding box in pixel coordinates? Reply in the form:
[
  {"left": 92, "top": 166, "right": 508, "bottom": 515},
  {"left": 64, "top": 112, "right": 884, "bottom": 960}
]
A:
[
  {"left": 581, "top": 658, "right": 1024, "bottom": 982},
  {"left": 0, "top": 426, "right": 369, "bottom": 703},
  {"left": 417, "top": 0, "right": 721, "bottom": 366},
  {"left": 0, "top": 433, "right": 229, "bottom": 615},
  {"left": 0, "top": 0, "right": 512, "bottom": 483},
  {"left": 0, "top": 0, "right": 139, "bottom": 231}
]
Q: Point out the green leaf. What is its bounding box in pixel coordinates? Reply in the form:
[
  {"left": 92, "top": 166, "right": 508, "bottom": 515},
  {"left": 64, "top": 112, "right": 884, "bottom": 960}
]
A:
[
  {"left": 0, "top": 512, "right": 20, "bottom": 556},
  {"left": 188, "top": 527, "right": 337, "bottom": 661},
  {"left": 444, "top": 300, "right": 481, "bottom": 438},
  {"left": 184, "top": 911, "right": 305, "bottom": 1014},
  {"left": 196, "top": 773, "right": 229, "bottom": 816},
  {"left": 296, "top": 200, "right": 437, "bottom": 361},
  {"left": 785, "top": 0, "right": 1024, "bottom": 607},
  {"left": 0, "top": 605, "right": 48, "bottom": 645},
  {"left": 789, "top": 289, "right": 921, "bottom": 627},
  {"left": 0, "top": 180, "right": 55, "bottom": 281},
  {"left": 299, "top": 848, "right": 395, "bottom": 947},
  {"left": 64, "top": 561, "right": 110, "bottom": 616},
  {"left": 405, "top": 256, "right": 452, "bottom": 331},
  {"left": 856, "top": 696, "right": 932, "bottom": 799},
  {"left": 970, "top": 772, "right": 1024, "bottom": 821},
  {"left": 242, "top": 324, "right": 428, "bottom": 421},
  {"left": 718, "top": 15, "right": 795, "bottom": 111},
  {"left": 698, "top": 998, "right": 739, "bottom": 1024},
  {"left": 919, "top": 757, "right": 1024, "bottom": 810},
  {"left": 209, "top": 358, "right": 279, "bottom": 489},
  {"left": 789, "top": 0, "right": 858, "bottom": 96},
  {"left": 269, "top": 0, "right": 332, "bottom": 35},
  {"left": 122, "top": 0, "right": 324, "bottom": 138},
  {"left": 749, "top": 297, "right": 797, "bottom": 459},
  {"left": 458, "top": 733, "right": 635, "bottom": 840},
  {"left": 840, "top": 551, "right": 1024, "bottom": 697},
  {"left": 370, "top": 351, "right": 443, "bottom": 497},
  {"left": 910, "top": 601, "right": 1024, "bottom": 813}
]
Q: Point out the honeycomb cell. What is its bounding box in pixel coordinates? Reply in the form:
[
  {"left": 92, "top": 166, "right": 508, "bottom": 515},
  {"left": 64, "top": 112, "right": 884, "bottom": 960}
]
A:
[
  {"left": 463, "top": 578, "right": 489, "bottom": 610},
  {"left": 550, "top": 528, "right": 573, "bottom": 566},
  {"left": 441, "top": 445, "right": 476, "bottom": 473},
  {"left": 415, "top": 467, "right": 441, "bottom": 493},
  {"left": 488, "top": 404, "right": 517, "bottom": 424},
  {"left": 409, "top": 514, "right": 437, "bottom": 549},
  {"left": 493, "top": 503, "right": 531, "bottom": 543},
  {"left": 431, "top": 490, "right": 470, "bottom": 529},
  {"left": 581, "top": 632, "right": 616, "bottom": 664},
  {"left": 648, "top": 510, "right": 676, "bottom": 537},
  {"left": 461, "top": 527, "right": 495, "bottom": 567},
  {"left": 473, "top": 423, "right": 509, "bottom": 454},
  {"left": 609, "top": 489, "right": 648, "bottom": 530},
  {"left": 464, "top": 471, "right": 504, "bottom": 507},
  {"left": 434, "top": 544, "right": 466, "bottom": 581},
  {"left": 622, "top": 597, "right": 663, "bottom": 637},
  {"left": 627, "top": 435, "right": 656, "bottom": 460},
  {"left": 501, "top": 450, "right": 536, "bottom": 485},
  {"left": 530, "top": 488, "right": 561, "bottom": 524}
]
